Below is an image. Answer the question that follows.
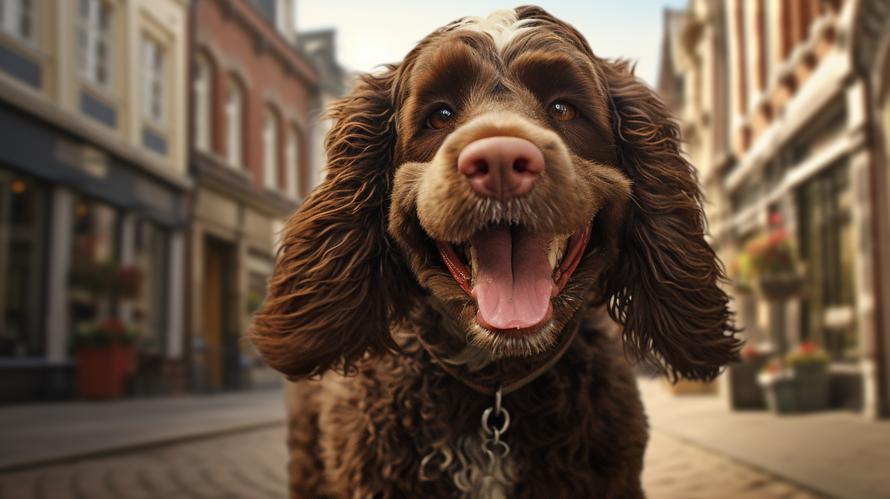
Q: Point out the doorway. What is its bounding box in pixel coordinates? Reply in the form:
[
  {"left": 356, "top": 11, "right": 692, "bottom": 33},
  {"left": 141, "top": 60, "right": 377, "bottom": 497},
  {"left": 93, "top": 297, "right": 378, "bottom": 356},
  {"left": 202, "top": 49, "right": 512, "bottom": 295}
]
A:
[{"left": 202, "top": 236, "right": 240, "bottom": 390}]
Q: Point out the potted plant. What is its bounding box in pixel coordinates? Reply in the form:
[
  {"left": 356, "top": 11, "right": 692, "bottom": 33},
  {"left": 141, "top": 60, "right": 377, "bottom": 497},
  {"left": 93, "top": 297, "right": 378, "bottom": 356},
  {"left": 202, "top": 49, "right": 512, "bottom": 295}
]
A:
[
  {"left": 758, "top": 359, "right": 798, "bottom": 414},
  {"left": 74, "top": 318, "right": 140, "bottom": 399},
  {"left": 746, "top": 213, "right": 803, "bottom": 301},
  {"left": 786, "top": 342, "right": 830, "bottom": 411}
]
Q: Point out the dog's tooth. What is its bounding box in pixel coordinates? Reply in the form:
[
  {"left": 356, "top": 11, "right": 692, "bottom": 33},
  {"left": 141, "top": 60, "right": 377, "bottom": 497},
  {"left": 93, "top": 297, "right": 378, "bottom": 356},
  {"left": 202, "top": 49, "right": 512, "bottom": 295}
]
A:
[
  {"left": 469, "top": 244, "right": 478, "bottom": 279},
  {"left": 548, "top": 239, "right": 558, "bottom": 269}
]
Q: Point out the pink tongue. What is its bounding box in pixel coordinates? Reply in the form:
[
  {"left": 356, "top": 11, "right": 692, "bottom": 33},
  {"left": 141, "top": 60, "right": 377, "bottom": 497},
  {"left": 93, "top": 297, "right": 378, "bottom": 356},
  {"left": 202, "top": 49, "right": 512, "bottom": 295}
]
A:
[{"left": 471, "top": 226, "right": 554, "bottom": 330}]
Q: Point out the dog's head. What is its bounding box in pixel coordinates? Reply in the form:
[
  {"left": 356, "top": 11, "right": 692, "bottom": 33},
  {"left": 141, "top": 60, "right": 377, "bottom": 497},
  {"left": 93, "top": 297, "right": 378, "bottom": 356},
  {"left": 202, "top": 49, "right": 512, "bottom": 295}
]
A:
[{"left": 250, "top": 6, "right": 740, "bottom": 380}]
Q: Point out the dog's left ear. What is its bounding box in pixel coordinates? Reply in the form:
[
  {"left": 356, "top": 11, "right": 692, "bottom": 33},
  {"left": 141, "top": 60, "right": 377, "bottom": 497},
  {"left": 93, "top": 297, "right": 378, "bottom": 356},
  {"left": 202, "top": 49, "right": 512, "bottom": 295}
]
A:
[{"left": 602, "top": 60, "right": 741, "bottom": 381}]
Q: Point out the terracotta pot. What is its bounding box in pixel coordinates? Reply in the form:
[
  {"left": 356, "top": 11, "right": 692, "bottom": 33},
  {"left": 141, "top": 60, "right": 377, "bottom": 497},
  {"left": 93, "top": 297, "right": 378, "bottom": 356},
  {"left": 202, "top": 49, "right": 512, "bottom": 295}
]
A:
[
  {"left": 76, "top": 345, "right": 136, "bottom": 399},
  {"left": 757, "top": 273, "right": 803, "bottom": 301}
]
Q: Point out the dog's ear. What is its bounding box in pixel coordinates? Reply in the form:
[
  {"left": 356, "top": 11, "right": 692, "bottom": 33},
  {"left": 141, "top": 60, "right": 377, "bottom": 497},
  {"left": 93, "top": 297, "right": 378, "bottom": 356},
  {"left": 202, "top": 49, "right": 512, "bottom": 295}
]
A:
[
  {"left": 249, "top": 67, "right": 411, "bottom": 379},
  {"left": 602, "top": 60, "right": 741, "bottom": 381}
]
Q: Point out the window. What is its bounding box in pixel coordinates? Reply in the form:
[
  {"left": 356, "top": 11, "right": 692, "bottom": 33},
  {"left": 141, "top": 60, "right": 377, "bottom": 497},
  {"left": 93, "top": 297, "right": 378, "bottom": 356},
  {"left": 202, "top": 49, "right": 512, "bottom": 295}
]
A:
[
  {"left": 78, "top": 0, "right": 113, "bottom": 88},
  {"left": 141, "top": 36, "right": 165, "bottom": 126},
  {"left": 225, "top": 78, "right": 243, "bottom": 168},
  {"left": 263, "top": 109, "right": 280, "bottom": 189},
  {"left": 130, "top": 219, "right": 168, "bottom": 354},
  {"left": 285, "top": 125, "right": 300, "bottom": 197},
  {"left": 798, "top": 162, "right": 857, "bottom": 361},
  {"left": 0, "top": 171, "right": 48, "bottom": 357},
  {"left": 0, "top": 0, "right": 35, "bottom": 44},
  {"left": 193, "top": 54, "right": 212, "bottom": 152}
]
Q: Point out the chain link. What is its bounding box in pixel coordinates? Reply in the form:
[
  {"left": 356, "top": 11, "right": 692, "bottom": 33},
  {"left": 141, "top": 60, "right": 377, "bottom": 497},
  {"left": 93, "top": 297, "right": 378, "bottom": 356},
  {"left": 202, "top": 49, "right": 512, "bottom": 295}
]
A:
[{"left": 480, "top": 385, "right": 510, "bottom": 475}]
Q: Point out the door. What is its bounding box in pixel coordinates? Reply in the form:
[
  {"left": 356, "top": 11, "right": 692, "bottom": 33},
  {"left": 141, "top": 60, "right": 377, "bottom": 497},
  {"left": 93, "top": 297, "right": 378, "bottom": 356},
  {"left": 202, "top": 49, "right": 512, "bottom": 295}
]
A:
[{"left": 203, "top": 237, "right": 226, "bottom": 390}]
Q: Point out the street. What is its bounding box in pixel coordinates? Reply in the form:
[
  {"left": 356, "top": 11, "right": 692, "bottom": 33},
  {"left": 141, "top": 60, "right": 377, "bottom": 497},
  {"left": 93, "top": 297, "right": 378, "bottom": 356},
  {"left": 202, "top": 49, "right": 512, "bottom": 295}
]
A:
[{"left": 0, "top": 425, "right": 821, "bottom": 499}]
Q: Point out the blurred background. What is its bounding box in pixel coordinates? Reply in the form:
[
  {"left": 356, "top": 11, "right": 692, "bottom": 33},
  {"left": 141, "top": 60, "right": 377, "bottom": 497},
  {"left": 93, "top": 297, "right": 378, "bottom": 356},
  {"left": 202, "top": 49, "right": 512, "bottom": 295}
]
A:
[{"left": 0, "top": 0, "right": 888, "bottom": 498}]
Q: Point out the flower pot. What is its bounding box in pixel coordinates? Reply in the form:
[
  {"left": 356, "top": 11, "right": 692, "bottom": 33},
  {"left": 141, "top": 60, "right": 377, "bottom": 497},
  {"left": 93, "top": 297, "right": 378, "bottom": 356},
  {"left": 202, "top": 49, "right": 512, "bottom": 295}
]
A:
[
  {"left": 76, "top": 344, "right": 136, "bottom": 399},
  {"left": 792, "top": 363, "right": 829, "bottom": 411},
  {"left": 763, "top": 377, "right": 798, "bottom": 415},
  {"left": 728, "top": 357, "right": 770, "bottom": 409},
  {"left": 757, "top": 273, "right": 803, "bottom": 301}
]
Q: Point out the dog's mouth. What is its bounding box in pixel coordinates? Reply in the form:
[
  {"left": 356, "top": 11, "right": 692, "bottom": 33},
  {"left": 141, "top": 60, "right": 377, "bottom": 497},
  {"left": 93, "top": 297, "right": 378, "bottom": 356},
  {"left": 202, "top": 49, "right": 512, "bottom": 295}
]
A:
[{"left": 436, "top": 223, "right": 591, "bottom": 334}]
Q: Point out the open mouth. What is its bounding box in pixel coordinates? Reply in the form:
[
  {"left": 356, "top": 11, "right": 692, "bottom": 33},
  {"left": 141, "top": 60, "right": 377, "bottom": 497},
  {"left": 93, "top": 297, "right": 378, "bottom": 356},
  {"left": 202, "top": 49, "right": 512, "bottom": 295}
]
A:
[{"left": 436, "top": 223, "right": 591, "bottom": 334}]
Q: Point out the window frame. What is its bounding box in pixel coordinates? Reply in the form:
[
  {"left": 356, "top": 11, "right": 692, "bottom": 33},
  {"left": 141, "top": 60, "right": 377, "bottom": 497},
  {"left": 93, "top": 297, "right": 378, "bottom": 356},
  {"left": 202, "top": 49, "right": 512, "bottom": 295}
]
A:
[
  {"left": 193, "top": 53, "right": 213, "bottom": 152},
  {"left": 0, "top": 0, "right": 37, "bottom": 46},
  {"left": 262, "top": 107, "right": 280, "bottom": 190},
  {"left": 224, "top": 77, "right": 244, "bottom": 168},
  {"left": 285, "top": 124, "right": 300, "bottom": 198},
  {"left": 140, "top": 34, "right": 166, "bottom": 127},
  {"left": 77, "top": 0, "right": 114, "bottom": 91}
]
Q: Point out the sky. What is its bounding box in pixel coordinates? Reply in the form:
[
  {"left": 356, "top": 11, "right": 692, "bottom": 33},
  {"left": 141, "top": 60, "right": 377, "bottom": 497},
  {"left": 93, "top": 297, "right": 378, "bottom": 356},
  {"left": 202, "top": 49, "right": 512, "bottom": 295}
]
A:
[{"left": 297, "top": 0, "right": 689, "bottom": 86}]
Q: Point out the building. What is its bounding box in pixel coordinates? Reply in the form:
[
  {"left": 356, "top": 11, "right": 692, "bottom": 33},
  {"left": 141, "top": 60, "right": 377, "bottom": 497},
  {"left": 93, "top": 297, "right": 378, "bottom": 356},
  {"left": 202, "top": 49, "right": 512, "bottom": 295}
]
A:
[
  {"left": 297, "top": 28, "right": 350, "bottom": 190},
  {"left": 664, "top": 0, "right": 890, "bottom": 418},
  {"left": 188, "top": 0, "right": 319, "bottom": 391},
  {"left": 0, "top": 0, "right": 191, "bottom": 401}
]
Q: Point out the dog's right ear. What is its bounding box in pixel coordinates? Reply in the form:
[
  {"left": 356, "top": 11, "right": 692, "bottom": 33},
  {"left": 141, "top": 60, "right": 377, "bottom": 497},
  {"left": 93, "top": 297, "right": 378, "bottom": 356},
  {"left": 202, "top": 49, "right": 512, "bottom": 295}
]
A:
[{"left": 249, "top": 67, "right": 411, "bottom": 379}]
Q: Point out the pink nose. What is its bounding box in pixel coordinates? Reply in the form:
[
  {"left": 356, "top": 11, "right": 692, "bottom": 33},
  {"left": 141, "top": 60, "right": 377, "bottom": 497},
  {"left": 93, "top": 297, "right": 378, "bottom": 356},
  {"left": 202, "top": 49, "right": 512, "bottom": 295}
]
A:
[{"left": 457, "top": 136, "right": 544, "bottom": 200}]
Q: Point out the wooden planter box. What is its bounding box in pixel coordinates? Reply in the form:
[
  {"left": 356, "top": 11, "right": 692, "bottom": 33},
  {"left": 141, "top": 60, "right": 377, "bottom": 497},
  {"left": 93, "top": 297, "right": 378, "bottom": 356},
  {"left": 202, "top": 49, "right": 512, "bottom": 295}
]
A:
[{"left": 76, "top": 345, "right": 136, "bottom": 399}]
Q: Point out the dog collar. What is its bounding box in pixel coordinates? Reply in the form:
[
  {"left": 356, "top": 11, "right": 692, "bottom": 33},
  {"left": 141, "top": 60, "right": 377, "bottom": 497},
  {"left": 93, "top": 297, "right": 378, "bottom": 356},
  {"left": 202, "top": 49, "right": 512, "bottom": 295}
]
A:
[{"left": 414, "top": 312, "right": 582, "bottom": 396}]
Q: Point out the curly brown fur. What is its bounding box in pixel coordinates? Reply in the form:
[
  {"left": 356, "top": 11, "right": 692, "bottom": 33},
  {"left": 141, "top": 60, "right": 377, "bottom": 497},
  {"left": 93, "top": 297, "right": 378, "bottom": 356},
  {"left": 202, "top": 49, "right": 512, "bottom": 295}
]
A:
[{"left": 251, "top": 5, "right": 740, "bottom": 498}]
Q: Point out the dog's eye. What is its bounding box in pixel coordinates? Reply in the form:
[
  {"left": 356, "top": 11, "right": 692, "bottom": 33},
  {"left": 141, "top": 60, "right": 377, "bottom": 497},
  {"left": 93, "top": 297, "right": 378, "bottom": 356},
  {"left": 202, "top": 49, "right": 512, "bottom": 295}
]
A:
[
  {"left": 426, "top": 106, "right": 455, "bottom": 129},
  {"left": 549, "top": 101, "right": 577, "bottom": 122}
]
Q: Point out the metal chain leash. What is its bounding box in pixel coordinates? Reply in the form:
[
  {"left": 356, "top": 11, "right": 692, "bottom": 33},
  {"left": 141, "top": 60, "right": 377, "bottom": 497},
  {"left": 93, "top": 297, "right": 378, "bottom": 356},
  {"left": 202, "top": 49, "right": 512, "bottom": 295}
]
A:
[{"left": 480, "top": 385, "right": 510, "bottom": 477}]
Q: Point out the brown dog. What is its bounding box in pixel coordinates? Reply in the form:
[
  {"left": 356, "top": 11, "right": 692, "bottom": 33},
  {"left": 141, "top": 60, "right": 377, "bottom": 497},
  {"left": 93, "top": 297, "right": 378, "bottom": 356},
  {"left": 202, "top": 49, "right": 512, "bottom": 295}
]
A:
[{"left": 251, "top": 6, "right": 740, "bottom": 498}]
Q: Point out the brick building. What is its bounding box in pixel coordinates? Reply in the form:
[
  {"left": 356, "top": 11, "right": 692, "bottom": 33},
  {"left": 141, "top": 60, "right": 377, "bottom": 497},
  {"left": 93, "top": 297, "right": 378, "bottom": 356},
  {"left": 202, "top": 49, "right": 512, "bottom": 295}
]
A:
[
  {"left": 663, "top": 0, "right": 890, "bottom": 418},
  {"left": 187, "top": 0, "right": 319, "bottom": 391}
]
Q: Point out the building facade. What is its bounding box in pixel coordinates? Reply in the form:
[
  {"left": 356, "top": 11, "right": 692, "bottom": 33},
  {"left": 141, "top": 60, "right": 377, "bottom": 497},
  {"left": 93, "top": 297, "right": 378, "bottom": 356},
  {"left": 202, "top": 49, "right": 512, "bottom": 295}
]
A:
[
  {"left": 0, "top": 0, "right": 191, "bottom": 401},
  {"left": 666, "top": 0, "right": 890, "bottom": 418},
  {"left": 188, "top": 0, "right": 318, "bottom": 391}
]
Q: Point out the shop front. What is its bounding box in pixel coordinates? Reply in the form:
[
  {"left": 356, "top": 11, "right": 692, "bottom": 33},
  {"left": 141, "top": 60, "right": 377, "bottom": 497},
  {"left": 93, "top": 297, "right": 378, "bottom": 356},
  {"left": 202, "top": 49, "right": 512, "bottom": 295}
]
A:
[{"left": 0, "top": 102, "right": 189, "bottom": 402}]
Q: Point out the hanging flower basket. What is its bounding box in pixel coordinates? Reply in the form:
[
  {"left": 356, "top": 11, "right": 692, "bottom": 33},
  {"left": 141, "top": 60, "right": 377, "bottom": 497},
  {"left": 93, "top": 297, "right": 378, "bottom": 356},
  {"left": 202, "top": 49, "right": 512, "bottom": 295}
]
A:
[{"left": 757, "top": 273, "right": 804, "bottom": 301}]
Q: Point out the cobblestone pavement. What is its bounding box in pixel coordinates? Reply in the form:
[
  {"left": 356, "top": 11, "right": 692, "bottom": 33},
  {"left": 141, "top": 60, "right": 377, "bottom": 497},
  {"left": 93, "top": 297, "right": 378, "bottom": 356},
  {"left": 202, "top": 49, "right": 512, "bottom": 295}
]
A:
[{"left": 0, "top": 426, "right": 822, "bottom": 499}]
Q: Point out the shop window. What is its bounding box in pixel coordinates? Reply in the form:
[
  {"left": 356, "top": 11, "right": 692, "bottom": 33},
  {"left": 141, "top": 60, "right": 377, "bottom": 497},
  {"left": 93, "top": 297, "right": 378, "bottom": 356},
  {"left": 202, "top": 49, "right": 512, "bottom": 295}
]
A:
[
  {"left": 129, "top": 219, "right": 168, "bottom": 354},
  {"left": 77, "top": 0, "right": 113, "bottom": 89},
  {"left": 0, "top": 172, "right": 47, "bottom": 357},
  {"left": 69, "top": 196, "right": 120, "bottom": 337},
  {"left": 797, "top": 162, "right": 857, "bottom": 360}
]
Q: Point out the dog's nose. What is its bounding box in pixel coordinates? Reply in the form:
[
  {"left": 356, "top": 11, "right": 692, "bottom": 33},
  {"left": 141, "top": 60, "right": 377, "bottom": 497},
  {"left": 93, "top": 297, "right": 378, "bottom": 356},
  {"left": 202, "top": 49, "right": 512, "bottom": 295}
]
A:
[{"left": 457, "top": 136, "right": 544, "bottom": 200}]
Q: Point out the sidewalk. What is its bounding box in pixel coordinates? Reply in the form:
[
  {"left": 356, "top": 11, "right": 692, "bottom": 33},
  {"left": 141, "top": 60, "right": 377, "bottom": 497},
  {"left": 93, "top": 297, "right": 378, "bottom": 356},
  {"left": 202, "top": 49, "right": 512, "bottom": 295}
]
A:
[
  {"left": 0, "top": 388, "right": 286, "bottom": 471},
  {"left": 638, "top": 377, "right": 890, "bottom": 499}
]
